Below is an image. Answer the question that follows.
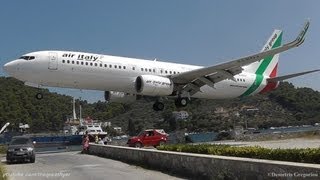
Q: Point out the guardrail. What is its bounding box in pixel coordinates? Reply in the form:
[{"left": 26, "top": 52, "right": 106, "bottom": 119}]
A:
[{"left": 88, "top": 143, "right": 320, "bottom": 179}]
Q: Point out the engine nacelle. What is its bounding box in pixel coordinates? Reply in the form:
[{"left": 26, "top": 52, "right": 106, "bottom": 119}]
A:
[
  {"left": 104, "top": 91, "right": 137, "bottom": 103},
  {"left": 135, "top": 75, "right": 174, "bottom": 96}
]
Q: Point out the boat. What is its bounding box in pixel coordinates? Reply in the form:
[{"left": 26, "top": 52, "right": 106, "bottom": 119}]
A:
[
  {"left": 2, "top": 98, "right": 108, "bottom": 146},
  {"left": 28, "top": 98, "right": 84, "bottom": 146},
  {"left": 78, "top": 117, "right": 108, "bottom": 142},
  {"left": 31, "top": 134, "right": 82, "bottom": 147},
  {"left": 63, "top": 98, "right": 108, "bottom": 142}
]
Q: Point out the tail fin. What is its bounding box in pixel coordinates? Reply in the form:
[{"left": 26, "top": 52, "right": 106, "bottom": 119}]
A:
[{"left": 244, "top": 30, "right": 282, "bottom": 78}]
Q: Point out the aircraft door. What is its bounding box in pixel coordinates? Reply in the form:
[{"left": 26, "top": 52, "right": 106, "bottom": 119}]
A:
[{"left": 48, "top": 52, "right": 58, "bottom": 70}]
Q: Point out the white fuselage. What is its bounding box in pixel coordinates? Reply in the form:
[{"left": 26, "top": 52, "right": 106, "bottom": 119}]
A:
[{"left": 4, "top": 51, "right": 268, "bottom": 99}]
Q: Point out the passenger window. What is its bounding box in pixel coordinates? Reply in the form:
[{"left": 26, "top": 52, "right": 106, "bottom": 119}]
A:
[
  {"left": 145, "top": 68, "right": 147, "bottom": 71},
  {"left": 123, "top": 66, "right": 126, "bottom": 69},
  {"left": 90, "top": 63, "right": 93, "bottom": 66},
  {"left": 100, "top": 64, "right": 102, "bottom": 67},
  {"left": 67, "top": 60, "right": 70, "bottom": 63},
  {"left": 160, "top": 70, "right": 163, "bottom": 73},
  {"left": 85, "top": 62, "right": 88, "bottom": 65},
  {"left": 141, "top": 68, "right": 143, "bottom": 71},
  {"left": 109, "top": 65, "right": 112, "bottom": 68},
  {"left": 119, "top": 66, "right": 122, "bottom": 69},
  {"left": 153, "top": 69, "right": 155, "bottom": 73},
  {"left": 62, "top": 60, "right": 65, "bottom": 63},
  {"left": 149, "top": 69, "right": 151, "bottom": 72},
  {"left": 114, "top": 65, "right": 117, "bottom": 68},
  {"left": 76, "top": 61, "right": 79, "bottom": 65},
  {"left": 104, "top": 64, "right": 107, "bottom": 68},
  {"left": 72, "top": 61, "right": 74, "bottom": 64},
  {"left": 165, "top": 70, "right": 168, "bottom": 74},
  {"left": 132, "top": 67, "right": 135, "bottom": 70},
  {"left": 81, "top": 62, "right": 84, "bottom": 65}
]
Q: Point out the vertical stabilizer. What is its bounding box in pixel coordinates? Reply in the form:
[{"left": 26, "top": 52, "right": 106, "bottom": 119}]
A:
[{"left": 244, "top": 30, "right": 282, "bottom": 77}]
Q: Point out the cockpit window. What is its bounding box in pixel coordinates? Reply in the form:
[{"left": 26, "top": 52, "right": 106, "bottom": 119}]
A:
[{"left": 20, "top": 56, "right": 35, "bottom": 60}]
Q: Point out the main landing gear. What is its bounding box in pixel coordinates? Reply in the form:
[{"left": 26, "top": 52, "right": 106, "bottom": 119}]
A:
[{"left": 152, "top": 97, "right": 189, "bottom": 111}]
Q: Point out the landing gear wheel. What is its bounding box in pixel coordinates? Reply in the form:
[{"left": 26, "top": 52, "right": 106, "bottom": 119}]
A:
[
  {"left": 35, "top": 93, "right": 43, "bottom": 100},
  {"left": 153, "top": 102, "right": 164, "bottom": 111},
  {"left": 175, "top": 97, "right": 188, "bottom": 107}
]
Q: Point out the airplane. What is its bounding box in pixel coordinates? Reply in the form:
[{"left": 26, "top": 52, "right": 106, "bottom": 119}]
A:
[{"left": 3, "top": 21, "right": 319, "bottom": 111}]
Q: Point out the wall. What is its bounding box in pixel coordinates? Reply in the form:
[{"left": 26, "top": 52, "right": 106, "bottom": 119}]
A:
[{"left": 88, "top": 144, "right": 320, "bottom": 179}]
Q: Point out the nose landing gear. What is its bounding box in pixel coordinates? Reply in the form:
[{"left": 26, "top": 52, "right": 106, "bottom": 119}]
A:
[{"left": 35, "top": 92, "right": 43, "bottom": 100}]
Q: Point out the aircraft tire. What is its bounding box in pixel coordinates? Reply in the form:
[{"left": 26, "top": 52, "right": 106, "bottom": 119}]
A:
[
  {"left": 35, "top": 93, "right": 43, "bottom": 100},
  {"left": 175, "top": 97, "right": 188, "bottom": 107}
]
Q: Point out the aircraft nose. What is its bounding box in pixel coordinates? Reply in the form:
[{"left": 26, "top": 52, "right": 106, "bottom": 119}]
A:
[
  {"left": 3, "top": 62, "right": 10, "bottom": 72},
  {"left": 3, "top": 60, "right": 19, "bottom": 75}
]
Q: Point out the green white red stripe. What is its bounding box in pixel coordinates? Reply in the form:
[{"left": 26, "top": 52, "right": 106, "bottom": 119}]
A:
[{"left": 240, "top": 32, "right": 282, "bottom": 97}]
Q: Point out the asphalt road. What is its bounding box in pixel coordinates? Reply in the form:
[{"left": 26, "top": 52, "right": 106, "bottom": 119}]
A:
[{"left": 3, "top": 151, "right": 184, "bottom": 180}]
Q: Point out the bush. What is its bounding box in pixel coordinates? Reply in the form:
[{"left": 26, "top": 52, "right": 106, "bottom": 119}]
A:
[{"left": 157, "top": 144, "right": 320, "bottom": 164}]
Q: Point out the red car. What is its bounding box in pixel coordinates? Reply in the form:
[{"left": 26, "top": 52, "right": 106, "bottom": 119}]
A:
[{"left": 127, "top": 129, "right": 168, "bottom": 148}]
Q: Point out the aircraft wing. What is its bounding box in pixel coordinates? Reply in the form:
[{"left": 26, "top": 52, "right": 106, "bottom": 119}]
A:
[
  {"left": 170, "top": 21, "right": 310, "bottom": 95},
  {"left": 267, "top": 69, "right": 320, "bottom": 82}
]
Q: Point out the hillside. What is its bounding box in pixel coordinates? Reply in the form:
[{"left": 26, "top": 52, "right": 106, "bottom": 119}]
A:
[{"left": 1, "top": 76, "right": 320, "bottom": 134}]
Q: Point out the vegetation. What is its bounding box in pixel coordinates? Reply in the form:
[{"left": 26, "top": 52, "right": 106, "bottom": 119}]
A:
[
  {"left": 1, "top": 76, "right": 320, "bottom": 134},
  {"left": 157, "top": 144, "right": 320, "bottom": 164}
]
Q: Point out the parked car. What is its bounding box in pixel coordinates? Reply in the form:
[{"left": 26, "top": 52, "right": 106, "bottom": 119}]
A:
[
  {"left": 127, "top": 129, "right": 168, "bottom": 148},
  {"left": 6, "top": 136, "right": 36, "bottom": 163}
]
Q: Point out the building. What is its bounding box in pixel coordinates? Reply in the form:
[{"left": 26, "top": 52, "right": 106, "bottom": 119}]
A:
[
  {"left": 103, "top": 121, "right": 112, "bottom": 127},
  {"left": 113, "top": 127, "right": 122, "bottom": 133},
  {"left": 172, "top": 111, "right": 189, "bottom": 120}
]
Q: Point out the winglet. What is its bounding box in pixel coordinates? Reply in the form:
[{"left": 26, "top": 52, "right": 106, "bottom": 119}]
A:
[{"left": 294, "top": 20, "right": 310, "bottom": 46}]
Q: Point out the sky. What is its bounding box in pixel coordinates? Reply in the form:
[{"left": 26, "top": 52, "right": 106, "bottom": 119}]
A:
[{"left": 0, "top": 1, "right": 319, "bottom": 102}]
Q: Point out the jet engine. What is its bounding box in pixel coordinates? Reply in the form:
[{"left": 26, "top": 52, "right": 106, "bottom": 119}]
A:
[
  {"left": 135, "top": 75, "right": 174, "bottom": 96},
  {"left": 104, "top": 91, "right": 137, "bottom": 103}
]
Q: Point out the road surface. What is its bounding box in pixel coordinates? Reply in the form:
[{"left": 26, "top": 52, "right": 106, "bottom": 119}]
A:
[
  {"left": 210, "top": 138, "right": 320, "bottom": 149},
  {"left": 3, "top": 151, "right": 184, "bottom": 180}
]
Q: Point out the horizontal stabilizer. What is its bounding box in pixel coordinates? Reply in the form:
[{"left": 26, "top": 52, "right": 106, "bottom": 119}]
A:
[{"left": 267, "top": 69, "right": 320, "bottom": 82}]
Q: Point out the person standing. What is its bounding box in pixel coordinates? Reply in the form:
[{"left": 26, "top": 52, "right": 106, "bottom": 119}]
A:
[
  {"left": 95, "top": 134, "right": 99, "bottom": 144},
  {"left": 82, "top": 131, "right": 90, "bottom": 153}
]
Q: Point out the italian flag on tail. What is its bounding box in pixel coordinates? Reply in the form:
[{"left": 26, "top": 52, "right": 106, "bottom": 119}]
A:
[{"left": 241, "top": 30, "right": 283, "bottom": 97}]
